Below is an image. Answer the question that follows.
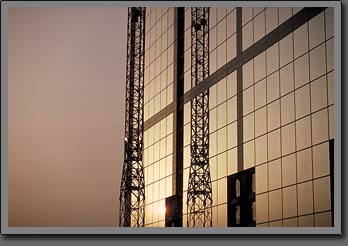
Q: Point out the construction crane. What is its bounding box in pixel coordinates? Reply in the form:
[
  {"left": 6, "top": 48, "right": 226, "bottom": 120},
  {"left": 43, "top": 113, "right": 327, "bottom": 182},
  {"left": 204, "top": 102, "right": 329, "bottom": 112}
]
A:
[
  {"left": 187, "top": 7, "right": 213, "bottom": 227},
  {"left": 119, "top": 7, "right": 146, "bottom": 227}
]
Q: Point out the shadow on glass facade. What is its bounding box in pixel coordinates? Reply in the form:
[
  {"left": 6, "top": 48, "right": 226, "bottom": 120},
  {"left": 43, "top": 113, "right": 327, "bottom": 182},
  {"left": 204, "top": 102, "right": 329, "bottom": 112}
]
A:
[{"left": 141, "top": 6, "right": 334, "bottom": 227}]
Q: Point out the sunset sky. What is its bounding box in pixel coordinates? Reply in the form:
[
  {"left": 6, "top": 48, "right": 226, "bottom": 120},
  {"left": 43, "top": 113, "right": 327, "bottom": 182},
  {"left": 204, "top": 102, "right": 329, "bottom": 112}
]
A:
[{"left": 8, "top": 7, "right": 128, "bottom": 227}]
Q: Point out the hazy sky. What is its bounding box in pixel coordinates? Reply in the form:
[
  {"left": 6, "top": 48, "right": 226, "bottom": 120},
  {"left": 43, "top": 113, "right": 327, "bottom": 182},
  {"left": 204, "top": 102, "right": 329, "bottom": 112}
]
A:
[{"left": 8, "top": 7, "right": 127, "bottom": 227}]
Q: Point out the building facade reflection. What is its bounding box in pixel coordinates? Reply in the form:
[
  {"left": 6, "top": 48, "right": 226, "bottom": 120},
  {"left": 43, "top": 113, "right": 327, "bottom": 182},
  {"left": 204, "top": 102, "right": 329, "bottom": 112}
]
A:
[{"left": 140, "top": 7, "right": 334, "bottom": 227}]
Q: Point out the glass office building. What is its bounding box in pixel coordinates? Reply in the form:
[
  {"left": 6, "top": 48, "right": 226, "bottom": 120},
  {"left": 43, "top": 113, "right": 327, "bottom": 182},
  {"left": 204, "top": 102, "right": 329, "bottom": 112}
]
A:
[{"left": 141, "top": 6, "right": 334, "bottom": 227}]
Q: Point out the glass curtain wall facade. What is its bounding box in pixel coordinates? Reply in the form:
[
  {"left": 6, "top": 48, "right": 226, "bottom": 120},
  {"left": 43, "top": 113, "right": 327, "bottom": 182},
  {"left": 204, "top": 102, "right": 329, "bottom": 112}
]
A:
[{"left": 141, "top": 6, "right": 334, "bottom": 227}]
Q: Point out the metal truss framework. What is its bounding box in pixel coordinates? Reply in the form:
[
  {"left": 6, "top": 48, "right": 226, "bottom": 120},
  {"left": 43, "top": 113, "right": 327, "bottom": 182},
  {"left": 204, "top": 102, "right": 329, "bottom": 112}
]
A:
[
  {"left": 187, "top": 7, "right": 213, "bottom": 227},
  {"left": 119, "top": 7, "right": 146, "bottom": 227}
]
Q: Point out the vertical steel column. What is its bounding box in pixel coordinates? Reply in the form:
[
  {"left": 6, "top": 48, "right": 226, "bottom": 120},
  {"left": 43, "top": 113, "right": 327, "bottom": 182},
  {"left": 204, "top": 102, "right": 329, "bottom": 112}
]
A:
[
  {"left": 236, "top": 7, "right": 244, "bottom": 172},
  {"left": 119, "top": 7, "right": 146, "bottom": 227},
  {"left": 187, "top": 7, "right": 212, "bottom": 227}
]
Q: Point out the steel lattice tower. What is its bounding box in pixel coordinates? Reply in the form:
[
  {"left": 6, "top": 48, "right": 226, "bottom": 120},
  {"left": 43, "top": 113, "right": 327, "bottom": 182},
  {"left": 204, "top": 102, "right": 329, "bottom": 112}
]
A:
[
  {"left": 119, "top": 7, "right": 146, "bottom": 227},
  {"left": 187, "top": 7, "right": 212, "bottom": 227}
]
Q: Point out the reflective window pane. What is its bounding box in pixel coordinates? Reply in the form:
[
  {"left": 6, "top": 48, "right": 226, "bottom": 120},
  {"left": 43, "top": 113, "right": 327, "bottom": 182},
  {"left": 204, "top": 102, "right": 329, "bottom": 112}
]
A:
[
  {"left": 167, "top": 114, "right": 173, "bottom": 134},
  {"left": 282, "top": 153, "right": 296, "bottom": 186},
  {"left": 254, "top": 10, "right": 265, "bottom": 42},
  {"left": 210, "top": 84, "right": 217, "bottom": 109},
  {"left": 210, "top": 108, "right": 217, "bottom": 133},
  {"left": 227, "top": 71, "right": 237, "bottom": 99},
  {"left": 298, "top": 215, "right": 314, "bottom": 227},
  {"left": 218, "top": 204, "right": 228, "bottom": 227},
  {"left": 183, "top": 146, "right": 190, "bottom": 169},
  {"left": 268, "top": 129, "right": 281, "bottom": 161},
  {"left": 294, "top": 53, "right": 310, "bottom": 88},
  {"left": 243, "top": 86, "right": 254, "bottom": 116},
  {"left": 210, "top": 26, "right": 217, "bottom": 51},
  {"left": 255, "top": 79, "right": 267, "bottom": 109},
  {"left": 217, "top": 18, "right": 227, "bottom": 46},
  {"left": 210, "top": 131, "right": 217, "bottom": 157},
  {"left": 254, "top": 7, "right": 265, "bottom": 17},
  {"left": 266, "top": 43, "right": 279, "bottom": 75},
  {"left": 294, "top": 23, "right": 309, "bottom": 58},
  {"left": 281, "top": 123, "right": 296, "bottom": 155},
  {"left": 242, "top": 21, "right": 253, "bottom": 51},
  {"left": 210, "top": 156, "right": 217, "bottom": 181},
  {"left": 313, "top": 142, "right": 330, "bottom": 178},
  {"left": 268, "top": 159, "right": 281, "bottom": 190},
  {"left": 255, "top": 135, "right": 267, "bottom": 165},
  {"left": 256, "top": 164, "right": 268, "bottom": 194},
  {"left": 217, "top": 153, "right": 227, "bottom": 180},
  {"left": 166, "top": 154, "right": 172, "bottom": 177},
  {"left": 227, "top": 122, "right": 237, "bottom": 149},
  {"left": 281, "top": 92, "right": 295, "bottom": 126},
  {"left": 227, "top": 96, "right": 237, "bottom": 124},
  {"left": 217, "top": 42, "right": 227, "bottom": 69},
  {"left": 184, "top": 102, "right": 191, "bottom": 125},
  {"left": 279, "top": 7, "right": 292, "bottom": 25},
  {"left": 227, "top": 147, "right": 237, "bottom": 175},
  {"left": 266, "top": 7, "right": 278, "bottom": 34},
  {"left": 311, "top": 109, "right": 329, "bottom": 145},
  {"left": 311, "top": 76, "right": 328, "bottom": 112},
  {"left": 217, "top": 102, "right": 227, "bottom": 129},
  {"left": 244, "top": 113, "right": 254, "bottom": 142},
  {"left": 217, "top": 127, "right": 227, "bottom": 154},
  {"left": 210, "top": 7, "right": 217, "bottom": 29},
  {"left": 295, "top": 84, "right": 310, "bottom": 119},
  {"left": 283, "top": 185, "right": 298, "bottom": 218},
  {"left": 210, "top": 50, "right": 217, "bottom": 73},
  {"left": 313, "top": 177, "right": 331, "bottom": 212},
  {"left": 256, "top": 193, "right": 269, "bottom": 223},
  {"left": 297, "top": 181, "right": 314, "bottom": 216},
  {"left": 315, "top": 211, "right": 332, "bottom": 227},
  {"left": 244, "top": 140, "right": 255, "bottom": 169},
  {"left": 254, "top": 52, "right": 266, "bottom": 83},
  {"left": 243, "top": 60, "right": 254, "bottom": 89},
  {"left": 297, "top": 148, "right": 313, "bottom": 182},
  {"left": 269, "top": 189, "right": 282, "bottom": 221},
  {"left": 296, "top": 116, "right": 312, "bottom": 150},
  {"left": 227, "top": 10, "right": 236, "bottom": 37},
  {"left": 217, "top": 78, "right": 227, "bottom": 105},
  {"left": 255, "top": 106, "right": 267, "bottom": 137},
  {"left": 242, "top": 7, "right": 253, "bottom": 26},
  {"left": 267, "top": 71, "right": 280, "bottom": 102},
  {"left": 280, "top": 33, "right": 293, "bottom": 67},
  {"left": 184, "top": 124, "right": 190, "bottom": 147},
  {"left": 309, "top": 12, "right": 325, "bottom": 49},
  {"left": 310, "top": 43, "right": 326, "bottom": 81},
  {"left": 217, "top": 178, "right": 227, "bottom": 204},
  {"left": 227, "top": 34, "right": 237, "bottom": 61},
  {"left": 267, "top": 100, "right": 280, "bottom": 131}
]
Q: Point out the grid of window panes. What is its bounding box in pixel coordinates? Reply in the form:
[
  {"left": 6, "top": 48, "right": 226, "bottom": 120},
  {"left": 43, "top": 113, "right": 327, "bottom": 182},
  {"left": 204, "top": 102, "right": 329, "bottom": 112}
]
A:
[
  {"left": 144, "top": 7, "right": 175, "bottom": 122},
  {"left": 186, "top": 7, "right": 333, "bottom": 227},
  {"left": 142, "top": 7, "right": 334, "bottom": 228},
  {"left": 182, "top": 7, "right": 191, "bottom": 226},
  {"left": 209, "top": 7, "right": 237, "bottom": 75},
  {"left": 184, "top": 7, "right": 237, "bottom": 93},
  {"left": 143, "top": 7, "right": 175, "bottom": 227},
  {"left": 182, "top": 7, "right": 238, "bottom": 227},
  {"left": 143, "top": 114, "right": 174, "bottom": 227},
  {"left": 207, "top": 70, "right": 239, "bottom": 227},
  {"left": 239, "top": 7, "right": 334, "bottom": 227}
]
